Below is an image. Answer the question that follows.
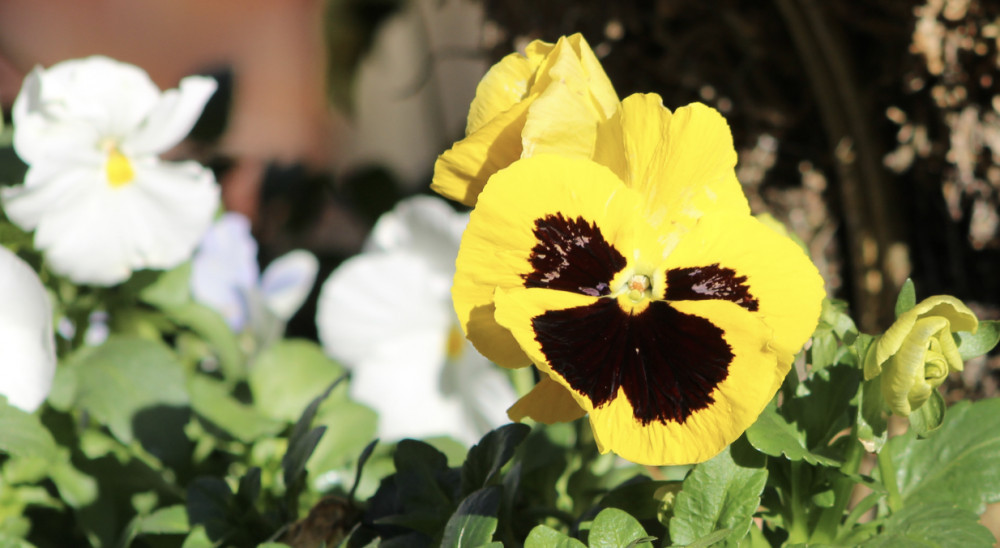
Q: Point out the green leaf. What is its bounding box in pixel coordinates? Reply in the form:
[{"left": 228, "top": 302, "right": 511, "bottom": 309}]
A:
[
  {"left": 895, "top": 279, "right": 916, "bottom": 318},
  {"left": 375, "top": 440, "right": 458, "bottom": 535},
  {"left": 187, "top": 375, "right": 285, "bottom": 443},
  {"left": 307, "top": 399, "right": 378, "bottom": 484},
  {"left": 588, "top": 507, "right": 654, "bottom": 548},
  {"left": 162, "top": 302, "right": 244, "bottom": 380},
  {"left": 860, "top": 501, "right": 995, "bottom": 547},
  {"left": 956, "top": 320, "right": 1000, "bottom": 361},
  {"left": 58, "top": 336, "right": 189, "bottom": 444},
  {"left": 249, "top": 339, "right": 346, "bottom": 422},
  {"left": 890, "top": 398, "right": 1000, "bottom": 514},
  {"left": 139, "top": 262, "right": 192, "bottom": 309},
  {"left": 460, "top": 423, "right": 531, "bottom": 495},
  {"left": 283, "top": 378, "right": 345, "bottom": 517},
  {"left": 745, "top": 402, "right": 840, "bottom": 466},
  {"left": 186, "top": 477, "right": 235, "bottom": 542},
  {"left": 669, "top": 446, "right": 768, "bottom": 547},
  {"left": 907, "top": 389, "right": 945, "bottom": 438},
  {"left": 524, "top": 525, "right": 586, "bottom": 548},
  {"left": 121, "top": 504, "right": 191, "bottom": 546},
  {"left": 180, "top": 526, "right": 212, "bottom": 548},
  {"left": 48, "top": 460, "right": 98, "bottom": 508},
  {"left": 599, "top": 479, "right": 682, "bottom": 522},
  {"left": 823, "top": 298, "right": 859, "bottom": 340},
  {"left": 678, "top": 528, "right": 734, "bottom": 548},
  {"left": 857, "top": 374, "right": 889, "bottom": 453},
  {"left": 441, "top": 486, "right": 501, "bottom": 548},
  {"left": 135, "top": 504, "right": 190, "bottom": 534},
  {"left": 0, "top": 398, "right": 59, "bottom": 461}
]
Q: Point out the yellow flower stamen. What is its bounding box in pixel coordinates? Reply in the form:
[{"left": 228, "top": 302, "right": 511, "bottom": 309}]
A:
[{"left": 105, "top": 147, "right": 135, "bottom": 188}]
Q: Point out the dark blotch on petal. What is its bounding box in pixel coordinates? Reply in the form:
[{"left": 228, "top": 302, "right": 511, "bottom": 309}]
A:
[
  {"left": 665, "top": 264, "right": 759, "bottom": 311},
  {"left": 523, "top": 213, "right": 626, "bottom": 296},
  {"left": 533, "top": 299, "right": 733, "bottom": 425}
]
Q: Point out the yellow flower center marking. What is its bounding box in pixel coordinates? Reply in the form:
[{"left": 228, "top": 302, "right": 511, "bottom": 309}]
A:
[
  {"left": 446, "top": 325, "right": 466, "bottom": 361},
  {"left": 103, "top": 143, "right": 135, "bottom": 187}
]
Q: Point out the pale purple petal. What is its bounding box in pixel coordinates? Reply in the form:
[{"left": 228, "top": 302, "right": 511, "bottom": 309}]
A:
[
  {"left": 191, "top": 213, "right": 260, "bottom": 331},
  {"left": 259, "top": 250, "right": 319, "bottom": 321}
]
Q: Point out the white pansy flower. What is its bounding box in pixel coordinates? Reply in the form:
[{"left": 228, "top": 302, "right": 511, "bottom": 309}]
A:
[
  {"left": 0, "top": 246, "right": 56, "bottom": 412},
  {"left": 2, "top": 56, "right": 220, "bottom": 286},
  {"left": 316, "top": 195, "right": 517, "bottom": 445},
  {"left": 191, "top": 212, "right": 319, "bottom": 343}
]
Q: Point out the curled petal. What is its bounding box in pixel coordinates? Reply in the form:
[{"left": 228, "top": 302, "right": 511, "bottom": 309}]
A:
[
  {"left": 465, "top": 51, "right": 538, "bottom": 135},
  {"left": 432, "top": 33, "right": 618, "bottom": 207},
  {"left": 880, "top": 316, "right": 950, "bottom": 416},
  {"left": 432, "top": 97, "right": 533, "bottom": 206},
  {"left": 873, "top": 295, "right": 978, "bottom": 374}
]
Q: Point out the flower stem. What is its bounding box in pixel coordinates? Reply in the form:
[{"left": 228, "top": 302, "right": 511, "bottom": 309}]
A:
[
  {"left": 811, "top": 431, "right": 864, "bottom": 543},
  {"left": 786, "top": 460, "right": 811, "bottom": 544}
]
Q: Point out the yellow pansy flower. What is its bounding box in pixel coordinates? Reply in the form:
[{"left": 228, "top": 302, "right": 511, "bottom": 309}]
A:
[
  {"left": 864, "top": 296, "right": 978, "bottom": 416},
  {"left": 452, "top": 99, "right": 824, "bottom": 465},
  {"left": 453, "top": 95, "right": 759, "bottom": 373},
  {"left": 431, "top": 33, "right": 618, "bottom": 206}
]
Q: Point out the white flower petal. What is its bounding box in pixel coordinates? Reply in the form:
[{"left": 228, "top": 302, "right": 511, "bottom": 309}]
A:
[
  {"left": 446, "top": 340, "right": 519, "bottom": 441},
  {"left": 317, "top": 251, "right": 451, "bottom": 364},
  {"left": 126, "top": 75, "right": 217, "bottom": 155},
  {"left": 12, "top": 68, "right": 102, "bottom": 166},
  {"left": 2, "top": 164, "right": 98, "bottom": 231},
  {"left": 365, "top": 195, "right": 468, "bottom": 275},
  {"left": 349, "top": 331, "right": 467, "bottom": 442},
  {"left": 5, "top": 56, "right": 221, "bottom": 287},
  {"left": 13, "top": 57, "right": 161, "bottom": 163},
  {"left": 0, "top": 246, "right": 56, "bottom": 412},
  {"left": 122, "top": 161, "right": 220, "bottom": 271},
  {"left": 260, "top": 250, "right": 319, "bottom": 321}
]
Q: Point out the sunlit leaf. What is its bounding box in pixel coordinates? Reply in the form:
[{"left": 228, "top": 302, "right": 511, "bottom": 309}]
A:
[
  {"left": 890, "top": 398, "right": 1000, "bottom": 514},
  {"left": 441, "top": 486, "right": 501, "bottom": 548},
  {"left": 589, "top": 507, "right": 654, "bottom": 548},
  {"left": 669, "top": 446, "right": 767, "bottom": 546}
]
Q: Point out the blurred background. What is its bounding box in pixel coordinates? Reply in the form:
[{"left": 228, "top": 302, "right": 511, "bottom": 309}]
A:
[{"left": 1, "top": 0, "right": 998, "bottom": 398}]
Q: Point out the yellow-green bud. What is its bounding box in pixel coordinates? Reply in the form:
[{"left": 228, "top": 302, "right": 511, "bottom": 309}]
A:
[{"left": 864, "top": 296, "right": 978, "bottom": 416}]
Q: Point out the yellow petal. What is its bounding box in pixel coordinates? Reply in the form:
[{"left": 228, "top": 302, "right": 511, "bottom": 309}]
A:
[
  {"left": 521, "top": 79, "right": 603, "bottom": 160},
  {"left": 520, "top": 35, "right": 619, "bottom": 160},
  {"left": 452, "top": 155, "right": 639, "bottom": 368},
  {"left": 466, "top": 52, "right": 538, "bottom": 135},
  {"left": 594, "top": 96, "right": 750, "bottom": 248},
  {"left": 432, "top": 97, "right": 534, "bottom": 207},
  {"left": 663, "top": 212, "right": 825, "bottom": 361},
  {"left": 881, "top": 316, "right": 950, "bottom": 416},
  {"left": 496, "top": 283, "right": 780, "bottom": 465},
  {"left": 588, "top": 300, "right": 778, "bottom": 465},
  {"left": 875, "top": 295, "right": 979, "bottom": 367},
  {"left": 526, "top": 34, "right": 618, "bottom": 119},
  {"left": 507, "top": 372, "right": 587, "bottom": 424}
]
